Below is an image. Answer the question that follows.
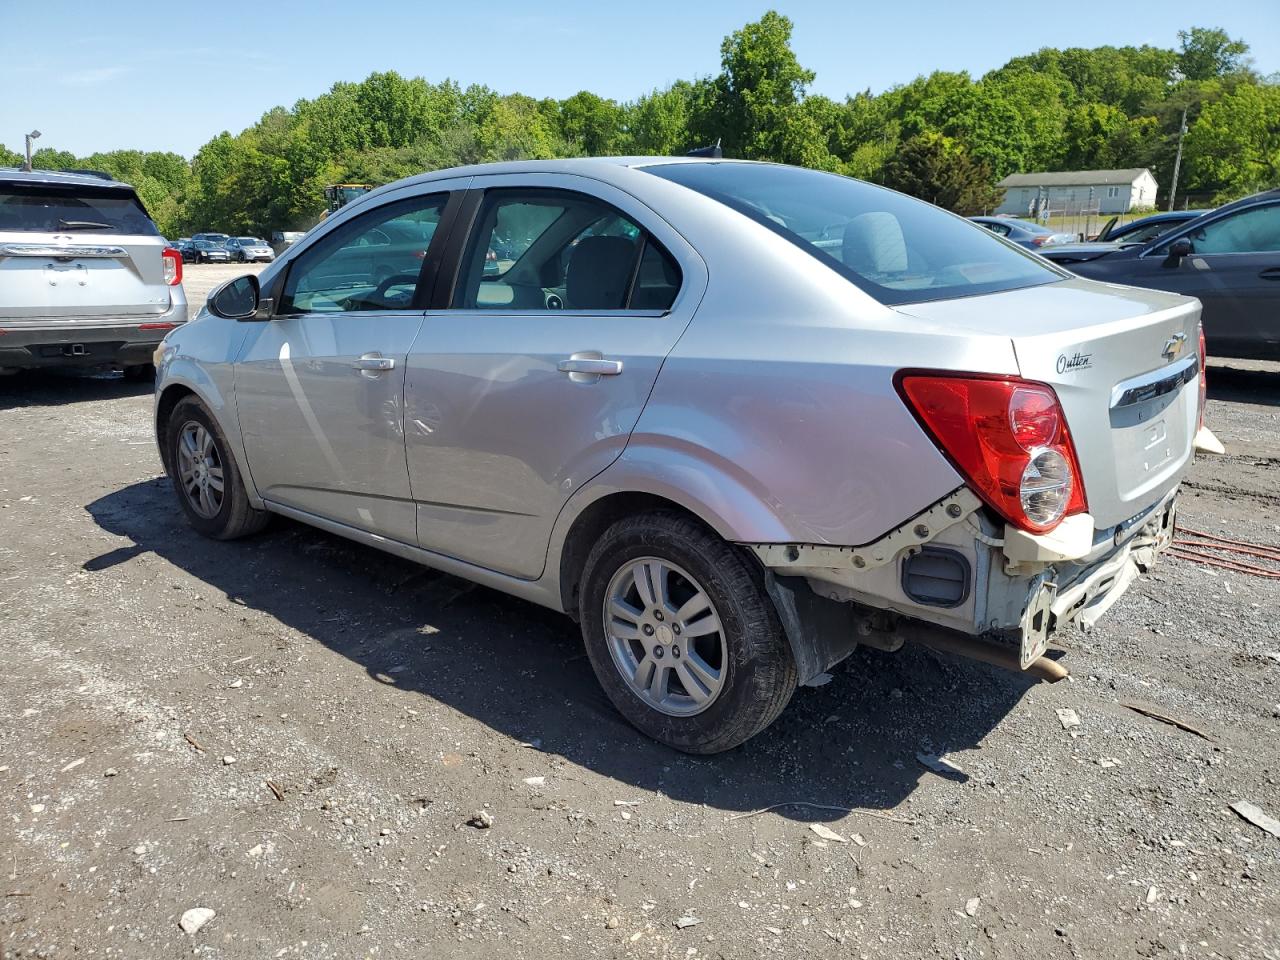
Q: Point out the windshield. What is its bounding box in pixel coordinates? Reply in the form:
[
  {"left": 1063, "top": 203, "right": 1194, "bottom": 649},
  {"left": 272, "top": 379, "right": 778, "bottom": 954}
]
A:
[
  {"left": 0, "top": 184, "right": 158, "bottom": 235},
  {"left": 645, "top": 162, "right": 1062, "bottom": 305}
]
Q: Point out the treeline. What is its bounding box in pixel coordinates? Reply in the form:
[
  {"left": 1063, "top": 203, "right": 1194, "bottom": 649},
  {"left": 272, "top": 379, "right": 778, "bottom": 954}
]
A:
[{"left": 3, "top": 14, "right": 1275, "bottom": 236}]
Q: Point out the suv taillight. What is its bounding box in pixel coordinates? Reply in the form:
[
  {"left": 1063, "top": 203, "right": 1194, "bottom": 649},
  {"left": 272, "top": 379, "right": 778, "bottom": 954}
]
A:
[
  {"left": 1197, "top": 322, "right": 1207, "bottom": 432},
  {"left": 896, "top": 373, "right": 1088, "bottom": 533},
  {"left": 162, "top": 247, "right": 183, "bottom": 286}
]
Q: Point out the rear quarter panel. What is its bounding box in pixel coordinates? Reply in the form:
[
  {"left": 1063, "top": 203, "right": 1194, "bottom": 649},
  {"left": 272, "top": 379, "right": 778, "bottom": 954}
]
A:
[{"left": 560, "top": 187, "right": 1020, "bottom": 547}]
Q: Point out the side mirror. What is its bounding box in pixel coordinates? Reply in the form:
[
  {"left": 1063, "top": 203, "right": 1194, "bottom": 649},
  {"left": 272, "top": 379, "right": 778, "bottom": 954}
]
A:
[
  {"left": 1163, "top": 238, "right": 1192, "bottom": 268},
  {"left": 208, "top": 274, "right": 268, "bottom": 320}
]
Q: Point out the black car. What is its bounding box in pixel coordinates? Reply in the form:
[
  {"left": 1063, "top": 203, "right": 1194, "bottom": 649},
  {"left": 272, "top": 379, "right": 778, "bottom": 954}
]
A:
[
  {"left": 191, "top": 239, "right": 230, "bottom": 264},
  {"left": 1041, "top": 189, "right": 1280, "bottom": 360}
]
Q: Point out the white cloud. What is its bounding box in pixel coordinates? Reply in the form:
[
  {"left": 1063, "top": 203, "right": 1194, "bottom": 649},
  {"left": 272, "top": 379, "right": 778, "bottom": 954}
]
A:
[{"left": 59, "top": 66, "right": 133, "bottom": 87}]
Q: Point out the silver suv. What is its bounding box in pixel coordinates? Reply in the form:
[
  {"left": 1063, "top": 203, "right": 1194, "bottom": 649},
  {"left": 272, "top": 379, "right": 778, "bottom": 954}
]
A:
[
  {"left": 154, "top": 159, "right": 1201, "bottom": 753},
  {"left": 0, "top": 169, "right": 186, "bottom": 378}
]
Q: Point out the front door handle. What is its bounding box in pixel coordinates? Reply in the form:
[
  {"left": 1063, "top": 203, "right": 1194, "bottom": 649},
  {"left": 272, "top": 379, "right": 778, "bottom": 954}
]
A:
[
  {"left": 558, "top": 357, "right": 623, "bottom": 376},
  {"left": 354, "top": 353, "right": 395, "bottom": 372},
  {"left": 1259, "top": 267, "right": 1280, "bottom": 281}
]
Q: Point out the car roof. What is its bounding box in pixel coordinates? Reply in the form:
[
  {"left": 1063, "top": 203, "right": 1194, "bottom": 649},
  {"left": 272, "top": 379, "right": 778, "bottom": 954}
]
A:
[
  {"left": 1124, "top": 210, "right": 1205, "bottom": 223},
  {"left": 349, "top": 156, "right": 752, "bottom": 207},
  {"left": 1203, "top": 187, "right": 1280, "bottom": 218},
  {"left": 0, "top": 167, "right": 136, "bottom": 191}
]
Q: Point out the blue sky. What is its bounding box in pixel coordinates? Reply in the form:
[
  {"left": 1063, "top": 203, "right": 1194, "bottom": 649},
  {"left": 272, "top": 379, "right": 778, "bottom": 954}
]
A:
[{"left": 2, "top": 1, "right": 1276, "bottom": 159}]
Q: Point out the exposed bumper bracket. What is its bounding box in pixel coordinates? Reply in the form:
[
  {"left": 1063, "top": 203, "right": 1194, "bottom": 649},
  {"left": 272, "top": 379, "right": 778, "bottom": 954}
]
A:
[{"left": 747, "top": 487, "right": 983, "bottom": 572}]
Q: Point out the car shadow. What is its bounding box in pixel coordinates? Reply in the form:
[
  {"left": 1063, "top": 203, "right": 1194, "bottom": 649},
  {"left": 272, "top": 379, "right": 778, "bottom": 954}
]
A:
[
  {"left": 1206, "top": 361, "right": 1280, "bottom": 408},
  {"left": 86, "top": 479, "right": 1040, "bottom": 820},
  {"left": 0, "top": 368, "right": 154, "bottom": 410}
]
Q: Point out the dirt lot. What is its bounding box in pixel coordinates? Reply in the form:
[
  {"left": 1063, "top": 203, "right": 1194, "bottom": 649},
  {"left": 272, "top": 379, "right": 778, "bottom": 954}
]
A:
[{"left": 1, "top": 271, "right": 1278, "bottom": 958}]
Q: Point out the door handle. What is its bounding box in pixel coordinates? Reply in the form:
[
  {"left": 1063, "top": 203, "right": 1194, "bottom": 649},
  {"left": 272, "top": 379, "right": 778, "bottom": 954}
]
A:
[
  {"left": 1259, "top": 267, "right": 1280, "bottom": 281},
  {"left": 354, "top": 353, "right": 395, "bottom": 372},
  {"left": 557, "top": 358, "right": 623, "bottom": 376}
]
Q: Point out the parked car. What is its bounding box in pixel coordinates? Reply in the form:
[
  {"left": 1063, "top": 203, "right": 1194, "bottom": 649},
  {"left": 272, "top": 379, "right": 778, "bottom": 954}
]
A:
[
  {"left": 270, "top": 230, "right": 306, "bottom": 255},
  {"left": 1041, "top": 188, "right": 1279, "bottom": 360},
  {"left": 191, "top": 232, "right": 230, "bottom": 248},
  {"left": 154, "top": 158, "right": 1200, "bottom": 753},
  {"left": 970, "top": 216, "right": 1076, "bottom": 250},
  {"left": 173, "top": 238, "right": 197, "bottom": 263},
  {"left": 1095, "top": 209, "right": 1207, "bottom": 244},
  {"left": 190, "top": 239, "right": 230, "bottom": 264},
  {"left": 0, "top": 168, "right": 186, "bottom": 378},
  {"left": 227, "top": 236, "right": 275, "bottom": 263}
]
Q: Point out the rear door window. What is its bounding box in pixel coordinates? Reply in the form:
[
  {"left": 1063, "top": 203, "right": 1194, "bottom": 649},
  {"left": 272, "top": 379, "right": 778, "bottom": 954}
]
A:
[
  {"left": 0, "top": 184, "right": 158, "bottom": 235},
  {"left": 452, "top": 189, "right": 681, "bottom": 312}
]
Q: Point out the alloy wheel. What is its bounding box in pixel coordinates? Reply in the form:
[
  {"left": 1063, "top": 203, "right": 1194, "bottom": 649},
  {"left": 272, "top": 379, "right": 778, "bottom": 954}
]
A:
[
  {"left": 603, "top": 557, "right": 727, "bottom": 717},
  {"left": 176, "top": 420, "right": 225, "bottom": 519}
]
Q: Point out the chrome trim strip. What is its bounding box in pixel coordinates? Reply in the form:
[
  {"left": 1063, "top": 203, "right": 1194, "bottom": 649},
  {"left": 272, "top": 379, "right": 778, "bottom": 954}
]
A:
[
  {"left": 0, "top": 243, "right": 128, "bottom": 258},
  {"left": 1109, "top": 355, "right": 1198, "bottom": 409}
]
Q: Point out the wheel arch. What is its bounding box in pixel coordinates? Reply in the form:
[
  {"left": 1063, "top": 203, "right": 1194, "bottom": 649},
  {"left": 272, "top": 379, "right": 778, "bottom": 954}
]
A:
[
  {"left": 551, "top": 444, "right": 799, "bottom": 613},
  {"left": 155, "top": 382, "right": 197, "bottom": 476}
]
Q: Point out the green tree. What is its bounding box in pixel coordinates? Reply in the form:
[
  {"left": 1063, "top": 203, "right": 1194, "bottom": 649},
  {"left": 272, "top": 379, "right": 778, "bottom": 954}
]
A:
[
  {"left": 1178, "top": 27, "right": 1251, "bottom": 81},
  {"left": 1061, "top": 102, "right": 1129, "bottom": 168},
  {"left": 1184, "top": 81, "right": 1280, "bottom": 197},
  {"left": 709, "top": 11, "right": 831, "bottom": 167},
  {"left": 558, "top": 91, "right": 624, "bottom": 154},
  {"left": 880, "top": 134, "right": 1002, "bottom": 213},
  {"left": 0, "top": 143, "right": 22, "bottom": 167}
]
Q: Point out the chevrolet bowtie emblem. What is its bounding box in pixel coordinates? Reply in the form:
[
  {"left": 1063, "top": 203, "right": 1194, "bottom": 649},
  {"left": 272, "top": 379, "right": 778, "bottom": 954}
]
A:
[{"left": 1162, "top": 333, "right": 1187, "bottom": 361}]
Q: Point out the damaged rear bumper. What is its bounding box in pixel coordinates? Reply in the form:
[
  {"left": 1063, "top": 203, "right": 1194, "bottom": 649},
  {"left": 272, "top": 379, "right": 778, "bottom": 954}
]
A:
[{"left": 747, "top": 486, "right": 1179, "bottom": 683}]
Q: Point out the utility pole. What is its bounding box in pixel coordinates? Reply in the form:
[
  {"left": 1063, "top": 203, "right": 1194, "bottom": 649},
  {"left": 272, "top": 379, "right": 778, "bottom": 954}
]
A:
[
  {"left": 1167, "top": 106, "right": 1188, "bottom": 211},
  {"left": 23, "top": 129, "right": 41, "bottom": 171}
]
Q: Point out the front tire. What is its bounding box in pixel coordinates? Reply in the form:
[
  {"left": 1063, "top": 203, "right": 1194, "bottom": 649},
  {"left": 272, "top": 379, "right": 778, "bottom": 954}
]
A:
[
  {"left": 579, "top": 512, "right": 797, "bottom": 754},
  {"left": 165, "top": 396, "right": 268, "bottom": 540}
]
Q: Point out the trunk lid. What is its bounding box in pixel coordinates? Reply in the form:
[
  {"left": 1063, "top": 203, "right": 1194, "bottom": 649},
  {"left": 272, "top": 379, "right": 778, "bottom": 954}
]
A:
[
  {"left": 0, "top": 233, "right": 172, "bottom": 321},
  {"left": 0, "top": 181, "right": 171, "bottom": 323},
  {"left": 896, "top": 277, "right": 1201, "bottom": 529}
]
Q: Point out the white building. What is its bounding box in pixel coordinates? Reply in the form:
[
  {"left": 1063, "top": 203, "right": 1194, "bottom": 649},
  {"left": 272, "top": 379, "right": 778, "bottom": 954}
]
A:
[{"left": 994, "top": 168, "right": 1159, "bottom": 216}]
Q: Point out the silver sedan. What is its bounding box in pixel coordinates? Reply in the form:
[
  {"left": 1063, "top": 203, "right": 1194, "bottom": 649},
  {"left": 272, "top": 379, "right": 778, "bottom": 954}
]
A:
[{"left": 154, "top": 158, "right": 1202, "bottom": 752}]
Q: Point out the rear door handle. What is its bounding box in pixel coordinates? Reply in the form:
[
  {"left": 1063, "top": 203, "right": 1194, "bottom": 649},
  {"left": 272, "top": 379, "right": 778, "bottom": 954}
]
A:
[
  {"left": 354, "top": 353, "right": 395, "bottom": 371},
  {"left": 558, "top": 357, "right": 623, "bottom": 376},
  {"left": 1259, "top": 267, "right": 1280, "bottom": 280}
]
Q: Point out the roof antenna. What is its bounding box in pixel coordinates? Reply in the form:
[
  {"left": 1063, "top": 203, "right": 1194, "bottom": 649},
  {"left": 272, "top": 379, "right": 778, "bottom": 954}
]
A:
[{"left": 686, "top": 138, "right": 722, "bottom": 159}]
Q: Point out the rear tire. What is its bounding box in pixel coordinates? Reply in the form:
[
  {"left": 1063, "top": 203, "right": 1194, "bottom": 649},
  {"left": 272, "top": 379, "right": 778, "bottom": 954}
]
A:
[
  {"left": 165, "top": 396, "right": 269, "bottom": 540},
  {"left": 579, "top": 511, "right": 796, "bottom": 754}
]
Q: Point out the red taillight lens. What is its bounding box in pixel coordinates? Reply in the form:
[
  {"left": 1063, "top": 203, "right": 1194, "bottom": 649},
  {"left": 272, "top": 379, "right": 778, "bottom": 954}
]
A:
[
  {"left": 1032, "top": 235, "right": 1049, "bottom": 246},
  {"left": 897, "top": 373, "right": 1087, "bottom": 533},
  {"left": 1197, "top": 323, "right": 1207, "bottom": 432},
  {"left": 1008, "top": 387, "right": 1061, "bottom": 450},
  {"left": 138, "top": 322, "right": 178, "bottom": 331},
  {"left": 162, "top": 247, "right": 183, "bottom": 286}
]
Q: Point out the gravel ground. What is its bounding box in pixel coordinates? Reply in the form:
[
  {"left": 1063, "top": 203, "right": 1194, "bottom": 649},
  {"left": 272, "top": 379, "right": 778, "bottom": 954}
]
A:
[{"left": 1, "top": 282, "right": 1278, "bottom": 958}]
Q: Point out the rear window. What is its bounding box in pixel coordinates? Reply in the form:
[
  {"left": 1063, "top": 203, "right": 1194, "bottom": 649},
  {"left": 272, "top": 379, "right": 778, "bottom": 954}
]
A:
[
  {"left": 0, "top": 184, "right": 158, "bottom": 235},
  {"left": 645, "top": 162, "right": 1062, "bottom": 306}
]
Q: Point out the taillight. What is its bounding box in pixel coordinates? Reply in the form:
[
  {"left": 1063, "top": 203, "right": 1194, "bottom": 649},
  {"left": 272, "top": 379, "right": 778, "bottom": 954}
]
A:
[
  {"left": 1197, "top": 323, "right": 1207, "bottom": 432},
  {"left": 1032, "top": 235, "right": 1049, "bottom": 246},
  {"left": 162, "top": 247, "right": 183, "bottom": 286},
  {"left": 896, "top": 373, "right": 1088, "bottom": 533}
]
